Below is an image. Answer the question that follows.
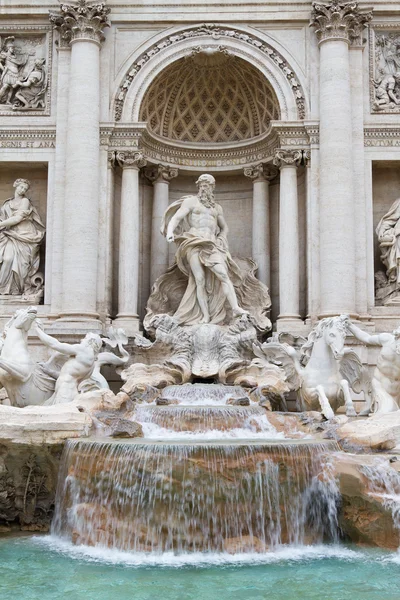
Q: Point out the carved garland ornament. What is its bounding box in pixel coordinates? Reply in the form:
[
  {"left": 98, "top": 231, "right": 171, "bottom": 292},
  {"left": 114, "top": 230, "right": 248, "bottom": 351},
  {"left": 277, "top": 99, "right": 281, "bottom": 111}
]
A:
[
  {"left": 49, "top": 0, "right": 110, "bottom": 45},
  {"left": 114, "top": 24, "right": 306, "bottom": 122}
]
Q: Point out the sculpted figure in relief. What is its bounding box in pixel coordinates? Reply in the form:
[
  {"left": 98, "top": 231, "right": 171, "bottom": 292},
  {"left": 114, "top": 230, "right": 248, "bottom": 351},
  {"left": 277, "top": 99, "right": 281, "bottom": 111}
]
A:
[
  {"left": 0, "top": 37, "right": 28, "bottom": 104},
  {"left": 373, "top": 33, "right": 400, "bottom": 111},
  {"left": 0, "top": 179, "right": 45, "bottom": 297},
  {"left": 145, "top": 174, "right": 271, "bottom": 331},
  {"left": 346, "top": 318, "right": 400, "bottom": 415},
  {"left": 35, "top": 323, "right": 103, "bottom": 405},
  {"left": 12, "top": 58, "right": 47, "bottom": 110}
]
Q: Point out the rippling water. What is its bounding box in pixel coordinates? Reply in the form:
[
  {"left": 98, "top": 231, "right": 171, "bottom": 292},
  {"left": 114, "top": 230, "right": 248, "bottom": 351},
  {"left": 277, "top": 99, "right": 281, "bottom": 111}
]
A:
[{"left": 1, "top": 536, "right": 400, "bottom": 600}]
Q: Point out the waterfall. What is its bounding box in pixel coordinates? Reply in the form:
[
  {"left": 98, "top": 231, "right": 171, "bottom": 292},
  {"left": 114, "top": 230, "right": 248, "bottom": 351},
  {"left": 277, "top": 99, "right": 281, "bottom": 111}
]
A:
[
  {"left": 135, "top": 405, "right": 283, "bottom": 440},
  {"left": 52, "top": 439, "right": 340, "bottom": 554},
  {"left": 160, "top": 383, "right": 252, "bottom": 405},
  {"left": 361, "top": 460, "right": 400, "bottom": 531}
]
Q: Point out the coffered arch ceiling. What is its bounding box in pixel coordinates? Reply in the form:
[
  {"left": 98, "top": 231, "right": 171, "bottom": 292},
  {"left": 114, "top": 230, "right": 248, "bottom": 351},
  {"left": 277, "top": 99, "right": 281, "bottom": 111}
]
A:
[{"left": 139, "top": 52, "right": 280, "bottom": 145}]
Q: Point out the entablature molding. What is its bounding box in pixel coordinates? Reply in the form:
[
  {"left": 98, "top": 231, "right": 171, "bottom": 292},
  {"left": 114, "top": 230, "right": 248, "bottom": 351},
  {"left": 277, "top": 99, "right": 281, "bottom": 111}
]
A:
[
  {"left": 364, "top": 126, "right": 400, "bottom": 148},
  {"left": 0, "top": 128, "right": 56, "bottom": 149}
]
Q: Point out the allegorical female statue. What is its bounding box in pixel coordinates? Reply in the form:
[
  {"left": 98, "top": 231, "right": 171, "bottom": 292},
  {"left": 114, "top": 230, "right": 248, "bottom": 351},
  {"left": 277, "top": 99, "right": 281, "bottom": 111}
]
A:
[
  {"left": 0, "top": 178, "right": 45, "bottom": 296},
  {"left": 144, "top": 174, "right": 271, "bottom": 331}
]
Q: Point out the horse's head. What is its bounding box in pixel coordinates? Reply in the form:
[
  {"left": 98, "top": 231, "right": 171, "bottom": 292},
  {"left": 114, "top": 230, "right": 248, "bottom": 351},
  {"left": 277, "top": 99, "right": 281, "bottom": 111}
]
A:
[
  {"left": 322, "top": 316, "right": 347, "bottom": 360},
  {"left": 10, "top": 306, "right": 37, "bottom": 332},
  {"left": 302, "top": 315, "right": 347, "bottom": 363}
]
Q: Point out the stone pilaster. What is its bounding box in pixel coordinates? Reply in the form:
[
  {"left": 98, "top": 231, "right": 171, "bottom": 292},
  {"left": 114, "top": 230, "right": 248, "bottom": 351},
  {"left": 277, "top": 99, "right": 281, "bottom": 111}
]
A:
[
  {"left": 244, "top": 163, "right": 278, "bottom": 288},
  {"left": 49, "top": 1, "right": 110, "bottom": 327},
  {"left": 273, "top": 150, "right": 303, "bottom": 324},
  {"left": 114, "top": 151, "right": 147, "bottom": 335},
  {"left": 145, "top": 165, "right": 178, "bottom": 285},
  {"left": 310, "top": 0, "right": 372, "bottom": 318}
]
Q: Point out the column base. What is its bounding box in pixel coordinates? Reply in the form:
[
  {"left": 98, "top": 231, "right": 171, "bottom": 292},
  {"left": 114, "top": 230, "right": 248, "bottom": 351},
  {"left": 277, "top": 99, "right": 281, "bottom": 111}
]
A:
[
  {"left": 113, "top": 314, "right": 141, "bottom": 336},
  {"left": 276, "top": 315, "right": 307, "bottom": 334},
  {"left": 54, "top": 311, "right": 102, "bottom": 335}
]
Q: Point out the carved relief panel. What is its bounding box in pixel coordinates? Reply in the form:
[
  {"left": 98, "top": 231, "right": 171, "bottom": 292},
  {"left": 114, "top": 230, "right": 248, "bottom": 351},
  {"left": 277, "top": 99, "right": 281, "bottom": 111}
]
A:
[
  {"left": 370, "top": 27, "right": 400, "bottom": 114},
  {"left": 0, "top": 27, "right": 52, "bottom": 116}
]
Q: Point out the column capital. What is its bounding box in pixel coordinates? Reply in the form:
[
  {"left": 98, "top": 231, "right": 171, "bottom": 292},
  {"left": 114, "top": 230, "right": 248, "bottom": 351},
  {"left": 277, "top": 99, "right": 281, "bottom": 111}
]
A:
[
  {"left": 310, "top": 1, "right": 372, "bottom": 46},
  {"left": 145, "top": 164, "right": 178, "bottom": 184},
  {"left": 303, "top": 150, "right": 311, "bottom": 168},
  {"left": 273, "top": 149, "right": 303, "bottom": 169},
  {"left": 244, "top": 163, "right": 278, "bottom": 183},
  {"left": 49, "top": 0, "right": 111, "bottom": 46},
  {"left": 115, "top": 150, "right": 147, "bottom": 170}
]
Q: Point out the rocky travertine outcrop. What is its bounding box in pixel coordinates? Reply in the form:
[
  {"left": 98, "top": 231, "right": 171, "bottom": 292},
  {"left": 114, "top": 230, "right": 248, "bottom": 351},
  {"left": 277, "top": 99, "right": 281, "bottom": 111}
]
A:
[
  {"left": 337, "top": 412, "right": 400, "bottom": 451},
  {"left": 0, "top": 404, "right": 92, "bottom": 532},
  {"left": 333, "top": 453, "right": 400, "bottom": 550}
]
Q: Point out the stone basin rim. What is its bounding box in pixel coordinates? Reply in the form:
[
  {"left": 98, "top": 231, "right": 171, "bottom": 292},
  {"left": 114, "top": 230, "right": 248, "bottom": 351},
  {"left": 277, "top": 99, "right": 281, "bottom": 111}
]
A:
[{"left": 68, "top": 437, "right": 337, "bottom": 448}]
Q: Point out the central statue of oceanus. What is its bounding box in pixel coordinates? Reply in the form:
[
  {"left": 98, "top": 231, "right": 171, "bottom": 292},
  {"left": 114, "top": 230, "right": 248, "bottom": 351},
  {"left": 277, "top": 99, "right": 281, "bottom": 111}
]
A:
[{"left": 144, "top": 174, "right": 271, "bottom": 331}]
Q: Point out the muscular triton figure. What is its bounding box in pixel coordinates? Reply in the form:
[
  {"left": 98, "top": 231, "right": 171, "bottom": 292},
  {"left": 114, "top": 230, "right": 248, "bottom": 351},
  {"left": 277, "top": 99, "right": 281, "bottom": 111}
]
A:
[
  {"left": 345, "top": 317, "right": 400, "bottom": 415},
  {"left": 162, "top": 174, "right": 247, "bottom": 325}
]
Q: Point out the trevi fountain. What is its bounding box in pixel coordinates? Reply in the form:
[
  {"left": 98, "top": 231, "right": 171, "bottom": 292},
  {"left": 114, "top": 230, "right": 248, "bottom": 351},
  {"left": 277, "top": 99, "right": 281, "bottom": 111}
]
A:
[{"left": 4, "top": 1, "right": 400, "bottom": 599}]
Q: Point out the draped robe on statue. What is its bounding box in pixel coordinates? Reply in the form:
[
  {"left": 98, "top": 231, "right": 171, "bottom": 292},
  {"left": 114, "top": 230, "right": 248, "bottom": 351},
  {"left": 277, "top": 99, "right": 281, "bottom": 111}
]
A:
[
  {"left": 0, "top": 198, "right": 45, "bottom": 294},
  {"left": 144, "top": 197, "right": 271, "bottom": 332},
  {"left": 376, "top": 198, "right": 400, "bottom": 285}
]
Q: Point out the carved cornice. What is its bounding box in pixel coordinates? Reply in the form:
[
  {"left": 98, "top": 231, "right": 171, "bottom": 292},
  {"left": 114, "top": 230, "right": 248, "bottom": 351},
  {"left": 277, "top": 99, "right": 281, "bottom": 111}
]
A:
[
  {"left": 144, "top": 164, "right": 178, "bottom": 183},
  {"left": 243, "top": 163, "right": 278, "bottom": 183},
  {"left": 310, "top": 1, "right": 372, "bottom": 45},
  {"left": 273, "top": 149, "right": 303, "bottom": 168},
  {"left": 114, "top": 24, "right": 306, "bottom": 121},
  {"left": 114, "top": 150, "right": 147, "bottom": 169},
  {"left": 49, "top": 0, "right": 110, "bottom": 46}
]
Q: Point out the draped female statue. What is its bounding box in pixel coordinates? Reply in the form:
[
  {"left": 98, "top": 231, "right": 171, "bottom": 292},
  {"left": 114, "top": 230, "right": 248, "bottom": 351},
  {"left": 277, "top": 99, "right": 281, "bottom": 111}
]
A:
[{"left": 0, "top": 178, "right": 45, "bottom": 297}]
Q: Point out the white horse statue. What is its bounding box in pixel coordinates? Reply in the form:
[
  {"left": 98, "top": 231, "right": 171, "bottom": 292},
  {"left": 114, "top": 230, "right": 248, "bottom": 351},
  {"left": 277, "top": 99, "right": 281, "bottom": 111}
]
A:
[
  {"left": 254, "top": 315, "right": 369, "bottom": 419},
  {"left": 0, "top": 306, "right": 65, "bottom": 407}
]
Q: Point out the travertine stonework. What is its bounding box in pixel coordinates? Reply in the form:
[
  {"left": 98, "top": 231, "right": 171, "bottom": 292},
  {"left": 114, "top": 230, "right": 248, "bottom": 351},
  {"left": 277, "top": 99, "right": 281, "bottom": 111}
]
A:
[{"left": 0, "top": 0, "right": 400, "bottom": 393}]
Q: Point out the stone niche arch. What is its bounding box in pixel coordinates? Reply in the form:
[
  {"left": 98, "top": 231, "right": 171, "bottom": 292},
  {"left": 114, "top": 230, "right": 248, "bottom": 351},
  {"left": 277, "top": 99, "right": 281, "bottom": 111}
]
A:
[{"left": 113, "top": 24, "right": 308, "bottom": 125}]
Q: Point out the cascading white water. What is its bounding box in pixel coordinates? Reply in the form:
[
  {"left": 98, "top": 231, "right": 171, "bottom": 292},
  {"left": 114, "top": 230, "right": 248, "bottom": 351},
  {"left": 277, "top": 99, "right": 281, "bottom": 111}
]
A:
[
  {"left": 361, "top": 460, "right": 400, "bottom": 531},
  {"left": 135, "top": 405, "right": 285, "bottom": 440},
  {"left": 160, "top": 383, "right": 252, "bottom": 405},
  {"left": 52, "top": 439, "right": 340, "bottom": 554}
]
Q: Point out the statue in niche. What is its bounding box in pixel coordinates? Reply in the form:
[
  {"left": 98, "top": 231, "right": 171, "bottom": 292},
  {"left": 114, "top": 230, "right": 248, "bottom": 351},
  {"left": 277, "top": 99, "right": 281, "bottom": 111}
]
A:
[
  {"left": 144, "top": 174, "right": 271, "bottom": 331},
  {"left": 375, "top": 198, "right": 400, "bottom": 304},
  {"left": 0, "top": 36, "right": 47, "bottom": 110},
  {"left": 0, "top": 179, "right": 45, "bottom": 300}
]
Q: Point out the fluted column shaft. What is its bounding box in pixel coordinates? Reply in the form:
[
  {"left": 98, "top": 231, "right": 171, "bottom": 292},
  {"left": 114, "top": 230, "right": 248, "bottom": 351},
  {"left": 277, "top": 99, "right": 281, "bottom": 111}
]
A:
[
  {"left": 146, "top": 165, "right": 178, "bottom": 286},
  {"left": 311, "top": 0, "right": 372, "bottom": 317},
  {"left": 114, "top": 151, "right": 147, "bottom": 334},
  {"left": 50, "top": 2, "right": 110, "bottom": 324},
  {"left": 274, "top": 150, "right": 302, "bottom": 322},
  {"left": 244, "top": 164, "right": 277, "bottom": 288}
]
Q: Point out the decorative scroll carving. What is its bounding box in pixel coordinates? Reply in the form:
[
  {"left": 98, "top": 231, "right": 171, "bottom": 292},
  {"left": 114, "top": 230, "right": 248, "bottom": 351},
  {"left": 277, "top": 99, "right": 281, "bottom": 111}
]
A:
[
  {"left": 114, "top": 150, "right": 147, "bottom": 169},
  {"left": 273, "top": 149, "right": 303, "bottom": 168},
  {"left": 371, "top": 29, "right": 400, "bottom": 113},
  {"left": 310, "top": 1, "right": 372, "bottom": 45},
  {"left": 0, "top": 32, "right": 50, "bottom": 114},
  {"left": 114, "top": 24, "right": 306, "bottom": 121},
  {"left": 49, "top": 0, "right": 110, "bottom": 45},
  {"left": 144, "top": 164, "right": 178, "bottom": 183},
  {"left": 243, "top": 163, "right": 278, "bottom": 182}
]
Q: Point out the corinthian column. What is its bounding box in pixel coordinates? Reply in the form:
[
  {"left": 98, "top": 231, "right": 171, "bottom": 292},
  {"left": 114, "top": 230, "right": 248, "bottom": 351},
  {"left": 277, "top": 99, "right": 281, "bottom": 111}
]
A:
[
  {"left": 50, "top": 2, "right": 110, "bottom": 326},
  {"left": 273, "top": 149, "right": 303, "bottom": 325},
  {"left": 310, "top": 0, "right": 372, "bottom": 318},
  {"left": 114, "top": 151, "right": 147, "bottom": 335},
  {"left": 244, "top": 163, "right": 278, "bottom": 288},
  {"left": 146, "top": 165, "right": 178, "bottom": 286}
]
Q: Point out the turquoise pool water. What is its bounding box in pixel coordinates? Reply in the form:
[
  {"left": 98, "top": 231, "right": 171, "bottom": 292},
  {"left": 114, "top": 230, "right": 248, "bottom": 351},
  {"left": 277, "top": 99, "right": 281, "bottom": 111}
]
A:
[{"left": 1, "top": 536, "right": 400, "bottom": 600}]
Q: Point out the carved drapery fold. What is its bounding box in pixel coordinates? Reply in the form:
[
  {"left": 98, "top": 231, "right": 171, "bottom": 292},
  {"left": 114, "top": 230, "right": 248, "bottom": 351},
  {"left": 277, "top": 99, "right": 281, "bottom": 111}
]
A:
[
  {"left": 310, "top": 1, "right": 372, "bottom": 45},
  {"left": 49, "top": 0, "right": 111, "bottom": 45}
]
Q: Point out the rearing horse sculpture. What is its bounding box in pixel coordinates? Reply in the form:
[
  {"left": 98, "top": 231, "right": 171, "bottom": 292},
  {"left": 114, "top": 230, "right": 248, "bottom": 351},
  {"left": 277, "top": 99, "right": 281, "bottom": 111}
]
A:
[
  {"left": 0, "top": 306, "right": 64, "bottom": 407},
  {"left": 254, "top": 315, "right": 368, "bottom": 419}
]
